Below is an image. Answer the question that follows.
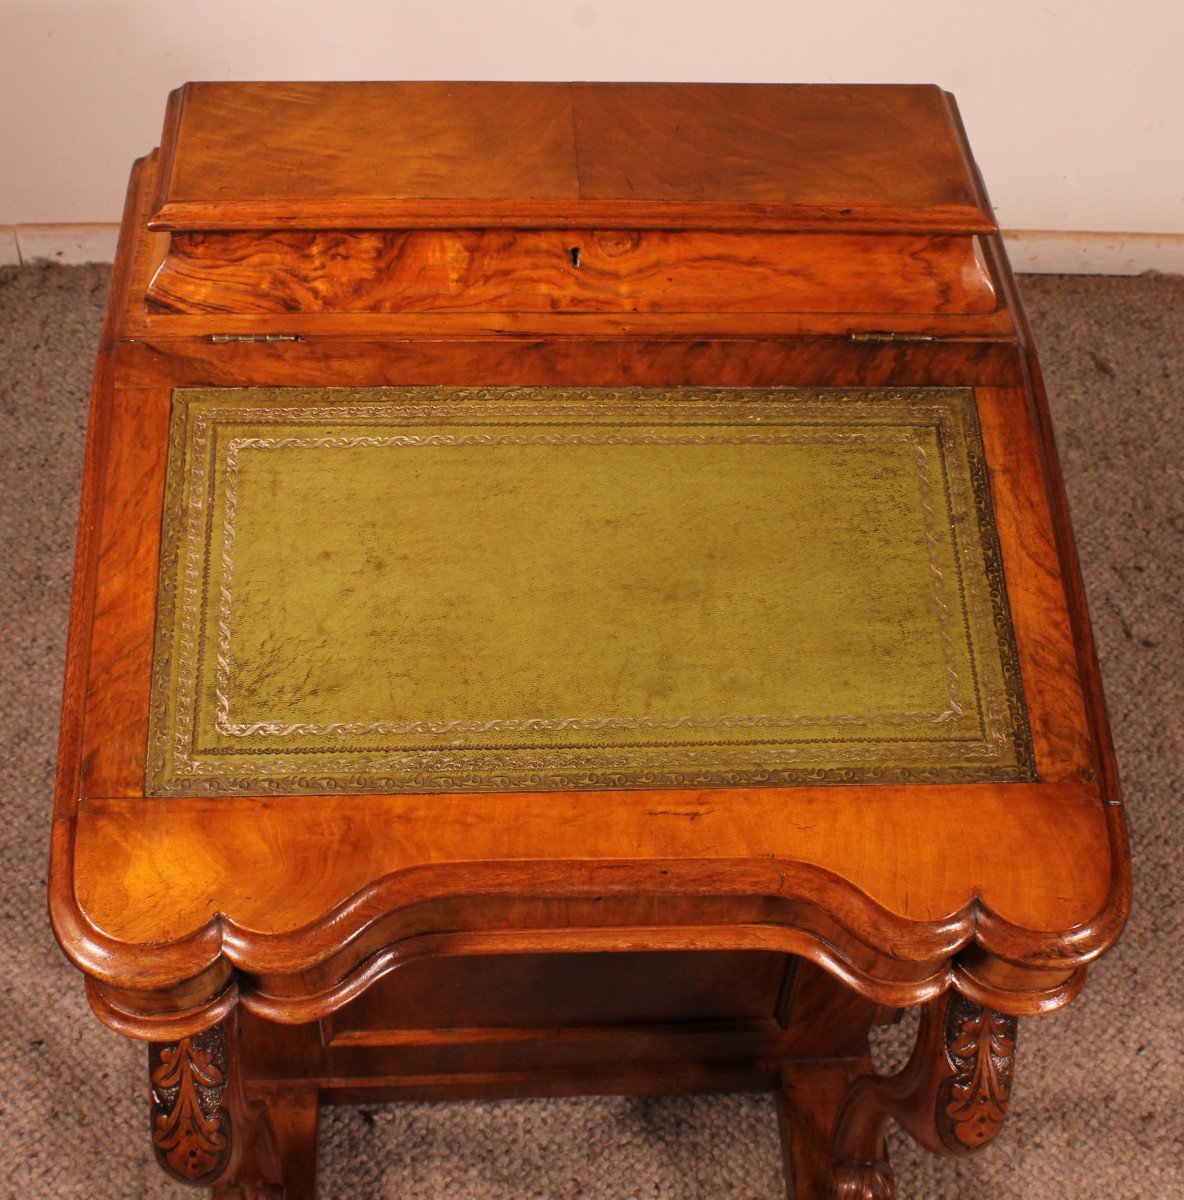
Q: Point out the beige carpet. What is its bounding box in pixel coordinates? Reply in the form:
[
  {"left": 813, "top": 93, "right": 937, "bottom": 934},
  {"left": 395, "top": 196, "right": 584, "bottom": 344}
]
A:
[{"left": 1, "top": 265, "right": 1180, "bottom": 1199}]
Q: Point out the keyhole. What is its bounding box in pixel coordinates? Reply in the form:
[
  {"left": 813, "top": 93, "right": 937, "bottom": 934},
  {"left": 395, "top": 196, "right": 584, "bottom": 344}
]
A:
[{"left": 569, "top": 246, "right": 581, "bottom": 269}]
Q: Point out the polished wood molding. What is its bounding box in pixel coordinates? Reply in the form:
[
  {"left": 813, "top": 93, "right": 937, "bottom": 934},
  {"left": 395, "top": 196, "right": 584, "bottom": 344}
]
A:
[
  {"left": 50, "top": 793, "right": 1122, "bottom": 1041},
  {"left": 120, "top": 152, "right": 1012, "bottom": 344}
]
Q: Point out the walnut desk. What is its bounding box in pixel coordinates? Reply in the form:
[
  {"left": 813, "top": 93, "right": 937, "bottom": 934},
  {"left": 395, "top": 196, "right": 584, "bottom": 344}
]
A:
[{"left": 50, "top": 82, "right": 1131, "bottom": 1199}]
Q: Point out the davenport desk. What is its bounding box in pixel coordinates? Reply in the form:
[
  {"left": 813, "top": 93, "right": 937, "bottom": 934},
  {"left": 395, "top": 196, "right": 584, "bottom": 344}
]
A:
[{"left": 49, "top": 83, "right": 1131, "bottom": 1199}]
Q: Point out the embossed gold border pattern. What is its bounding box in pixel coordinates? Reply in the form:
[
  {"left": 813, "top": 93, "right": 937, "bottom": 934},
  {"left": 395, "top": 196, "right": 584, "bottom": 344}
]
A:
[{"left": 147, "top": 387, "right": 1034, "bottom": 795}]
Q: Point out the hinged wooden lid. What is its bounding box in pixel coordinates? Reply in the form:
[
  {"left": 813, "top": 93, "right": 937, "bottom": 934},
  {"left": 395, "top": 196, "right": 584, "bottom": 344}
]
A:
[{"left": 148, "top": 82, "right": 996, "bottom": 234}]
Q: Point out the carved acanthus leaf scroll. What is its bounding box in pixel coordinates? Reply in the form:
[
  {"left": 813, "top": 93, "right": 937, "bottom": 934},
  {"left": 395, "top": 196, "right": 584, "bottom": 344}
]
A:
[
  {"left": 149, "top": 1025, "right": 232, "bottom": 1184},
  {"left": 937, "top": 993, "right": 1018, "bottom": 1151}
]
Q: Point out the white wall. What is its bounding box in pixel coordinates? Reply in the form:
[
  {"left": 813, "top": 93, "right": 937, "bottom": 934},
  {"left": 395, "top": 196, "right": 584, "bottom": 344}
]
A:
[{"left": 1, "top": 0, "right": 1182, "bottom": 234}]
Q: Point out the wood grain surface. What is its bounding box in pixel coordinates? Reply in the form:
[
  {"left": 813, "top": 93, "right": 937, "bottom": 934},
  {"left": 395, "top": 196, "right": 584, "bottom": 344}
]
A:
[
  {"left": 145, "top": 228, "right": 996, "bottom": 316},
  {"left": 73, "top": 376, "right": 1099, "bottom": 801},
  {"left": 149, "top": 82, "right": 994, "bottom": 233},
  {"left": 50, "top": 85, "right": 1128, "bottom": 1059}
]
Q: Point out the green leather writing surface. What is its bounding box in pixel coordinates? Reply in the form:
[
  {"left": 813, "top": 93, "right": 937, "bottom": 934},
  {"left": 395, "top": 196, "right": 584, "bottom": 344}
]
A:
[{"left": 147, "top": 387, "right": 1032, "bottom": 795}]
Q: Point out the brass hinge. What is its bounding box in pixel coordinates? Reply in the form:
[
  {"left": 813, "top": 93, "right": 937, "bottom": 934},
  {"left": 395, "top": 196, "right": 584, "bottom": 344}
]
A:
[
  {"left": 845, "top": 331, "right": 940, "bottom": 343},
  {"left": 205, "top": 333, "right": 305, "bottom": 344}
]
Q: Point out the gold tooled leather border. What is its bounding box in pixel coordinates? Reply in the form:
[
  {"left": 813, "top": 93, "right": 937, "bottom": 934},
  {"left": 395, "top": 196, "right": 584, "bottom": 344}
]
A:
[{"left": 146, "top": 386, "right": 1034, "bottom": 795}]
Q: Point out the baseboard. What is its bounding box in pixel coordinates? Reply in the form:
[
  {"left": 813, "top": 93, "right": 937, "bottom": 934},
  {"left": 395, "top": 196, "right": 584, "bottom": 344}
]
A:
[
  {"left": 2, "top": 223, "right": 1182, "bottom": 276},
  {"left": 1, "top": 224, "right": 121, "bottom": 266},
  {"left": 0, "top": 227, "right": 19, "bottom": 266},
  {"left": 1003, "top": 230, "right": 1184, "bottom": 276}
]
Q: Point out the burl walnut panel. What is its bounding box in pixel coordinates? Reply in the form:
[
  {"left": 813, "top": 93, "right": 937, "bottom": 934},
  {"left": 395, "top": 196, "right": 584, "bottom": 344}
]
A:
[{"left": 146, "top": 229, "right": 996, "bottom": 316}]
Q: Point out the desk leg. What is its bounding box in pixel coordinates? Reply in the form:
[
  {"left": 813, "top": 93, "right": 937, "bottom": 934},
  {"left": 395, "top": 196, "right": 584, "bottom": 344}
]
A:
[
  {"left": 775, "top": 961, "right": 886, "bottom": 1199},
  {"left": 829, "top": 991, "right": 1018, "bottom": 1199},
  {"left": 779, "top": 1059, "right": 874, "bottom": 1200},
  {"left": 218, "top": 1088, "right": 319, "bottom": 1200},
  {"left": 149, "top": 1012, "right": 317, "bottom": 1197}
]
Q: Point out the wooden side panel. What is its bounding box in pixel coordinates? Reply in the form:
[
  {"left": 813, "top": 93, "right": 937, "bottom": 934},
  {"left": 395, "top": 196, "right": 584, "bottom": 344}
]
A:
[
  {"left": 977, "top": 386, "right": 1098, "bottom": 782},
  {"left": 81, "top": 386, "right": 168, "bottom": 798},
  {"left": 324, "top": 951, "right": 789, "bottom": 1038}
]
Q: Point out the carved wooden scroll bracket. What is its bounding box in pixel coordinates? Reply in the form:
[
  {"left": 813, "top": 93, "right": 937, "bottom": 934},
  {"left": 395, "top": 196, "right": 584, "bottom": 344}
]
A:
[
  {"left": 149, "top": 1024, "right": 233, "bottom": 1184},
  {"left": 148, "top": 1013, "right": 283, "bottom": 1196},
  {"left": 830, "top": 990, "right": 1018, "bottom": 1199}
]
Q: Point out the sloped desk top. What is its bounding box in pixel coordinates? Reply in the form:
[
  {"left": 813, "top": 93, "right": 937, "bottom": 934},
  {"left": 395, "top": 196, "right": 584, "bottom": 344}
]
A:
[{"left": 147, "top": 385, "right": 1030, "bottom": 796}]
